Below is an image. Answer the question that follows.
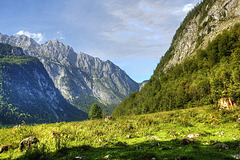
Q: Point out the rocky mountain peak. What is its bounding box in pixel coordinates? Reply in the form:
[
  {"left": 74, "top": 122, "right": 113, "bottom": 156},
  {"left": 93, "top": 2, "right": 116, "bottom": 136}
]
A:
[
  {"left": 44, "top": 38, "right": 65, "bottom": 47},
  {"left": 40, "top": 39, "right": 77, "bottom": 64},
  {"left": 0, "top": 33, "right": 140, "bottom": 114},
  {"left": 0, "top": 33, "right": 40, "bottom": 51},
  {"left": 0, "top": 33, "right": 8, "bottom": 41}
]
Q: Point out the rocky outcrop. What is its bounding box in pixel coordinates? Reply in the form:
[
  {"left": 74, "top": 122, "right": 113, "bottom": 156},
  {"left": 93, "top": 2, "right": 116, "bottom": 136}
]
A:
[
  {"left": 139, "top": 80, "right": 148, "bottom": 90},
  {"left": 0, "top": 34, "right": 139, "bottom": 113},
  {"left": 19, "top": 137, "right": 39, "bottom": 151},
  {"left": 165, "top": 0, "right": 240, "bottom": 70}
]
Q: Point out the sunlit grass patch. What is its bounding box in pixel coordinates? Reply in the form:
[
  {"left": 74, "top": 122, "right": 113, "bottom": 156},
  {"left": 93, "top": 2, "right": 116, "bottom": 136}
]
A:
[{"left": 0, "top": 105, "right": 239, "bottom": 159}]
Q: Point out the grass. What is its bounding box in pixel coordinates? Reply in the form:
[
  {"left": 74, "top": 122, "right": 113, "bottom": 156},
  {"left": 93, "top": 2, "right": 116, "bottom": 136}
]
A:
[{"left": 0, "top": 105, "right": 239, "bottom": 160}]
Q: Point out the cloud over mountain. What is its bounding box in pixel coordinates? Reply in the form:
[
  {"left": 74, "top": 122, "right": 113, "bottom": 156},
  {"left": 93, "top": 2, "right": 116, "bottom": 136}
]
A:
[{"left": 16, "top": 30, "right": 44, "bottom": 43}]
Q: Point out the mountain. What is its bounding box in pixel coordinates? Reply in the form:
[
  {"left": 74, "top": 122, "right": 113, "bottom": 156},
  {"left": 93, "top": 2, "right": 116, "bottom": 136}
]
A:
[
  {"left": 0, "top": 35, "right": 140, "bottom": 114},
  {"left": 161, "top": 0, "right": 240, "bottom": 71},
  {"left": 0, "top": 43, "right": 87, "bottom": 124},
  {"left": 139, "top": 80, "right": 148, "bottom": 90},
  {"left": 113, "top": 0, "right": 240, "bottom": 117}
]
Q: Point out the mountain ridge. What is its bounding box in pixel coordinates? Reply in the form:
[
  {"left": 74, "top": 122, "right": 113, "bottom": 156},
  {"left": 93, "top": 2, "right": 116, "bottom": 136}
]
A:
[{"left": 0, "top": 34, "right": 141, "bottom": 114}]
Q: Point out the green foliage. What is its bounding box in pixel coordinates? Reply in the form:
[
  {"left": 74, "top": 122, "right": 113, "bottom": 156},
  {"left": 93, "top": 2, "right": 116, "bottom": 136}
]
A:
[
  {"left": 0, "top": 106, "right": 239, "bottom": 159},
  {"left": 0, "top": 43, "right": 21, "bottom": 57},
  {"left": 113, "top": 23, "right": 240, "bottom": 117},
  {"left": 88, "top": 103, "right": 102, "bottom": 120}
]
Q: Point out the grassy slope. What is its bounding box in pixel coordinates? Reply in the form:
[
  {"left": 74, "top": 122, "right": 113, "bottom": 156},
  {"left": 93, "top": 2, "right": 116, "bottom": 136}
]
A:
[{"left": 0, "top": 105, "right": 239, "bottom": 160}]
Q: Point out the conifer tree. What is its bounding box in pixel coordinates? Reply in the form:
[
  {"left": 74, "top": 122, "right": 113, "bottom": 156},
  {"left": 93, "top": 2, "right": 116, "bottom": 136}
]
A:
[{"left": 88, "top": 103, "right": 102, "bottom": 120}]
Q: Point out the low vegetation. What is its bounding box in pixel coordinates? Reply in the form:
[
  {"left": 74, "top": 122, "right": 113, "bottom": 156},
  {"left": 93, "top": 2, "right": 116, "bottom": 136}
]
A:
[{"left": 0, "top": 105, "right": 239, "bottom": 159}]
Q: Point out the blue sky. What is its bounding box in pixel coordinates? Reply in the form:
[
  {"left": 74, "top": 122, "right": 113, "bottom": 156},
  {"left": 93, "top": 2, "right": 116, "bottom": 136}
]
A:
[{"left": 0, "top": 0, "right": 201, "bottom": 82}]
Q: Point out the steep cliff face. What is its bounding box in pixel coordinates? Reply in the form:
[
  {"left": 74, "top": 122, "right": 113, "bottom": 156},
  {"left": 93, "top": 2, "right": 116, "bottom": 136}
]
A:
[
  {"left": 164, "top": 0, "right": 239, "bottom": 70},
  {"left": 0, "top": 35, "right": 139, "bottom": 113},
  {"left": 0, "top": 43, "right": 87, "bottom": 124}
]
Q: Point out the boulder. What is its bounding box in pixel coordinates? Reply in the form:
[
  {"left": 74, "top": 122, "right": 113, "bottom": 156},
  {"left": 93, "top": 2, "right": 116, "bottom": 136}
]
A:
[
  {"left": 181, "top": 138, "right": 195, "bottom": 146},
  {"left": 115, "top": 141, "right": 128, "bottom": 147},
  {"left": 105, "top": 116, "right": 114, "bottom": 122},
  {"left": 232, "top": 154, "right": 240, "bottom": 159},
  {"left": 75, "top": 156, "right": 89, "bottom": 159},
  {"left": 126, "top": 135, "right": 133, "bottom": 139},
  {"left": 127, "top": 125, "right": 133, "bottom": 130},
  {"left": 150, "top": 137, "right": 155, "bottom": 141},
  {"left": 101, "top": 145, "right": 108, "bottom": 149},
  {"left": 187, "top": 133, "right": 200, "bottom": 138},
  {"left": 151, "top": 141, "right": 160, "bottom": 147},
  {"left": 213, "top": 143, "right": 229, "bottom": 150},
  {"left": 19, "top": 137, "right": 40, "bottom": 151},
  {"left": 0, "top": 145, "right": 14, "bottom": 153},
  {"left": 135, "top": 145, "right": 141, "bottom": 150}
]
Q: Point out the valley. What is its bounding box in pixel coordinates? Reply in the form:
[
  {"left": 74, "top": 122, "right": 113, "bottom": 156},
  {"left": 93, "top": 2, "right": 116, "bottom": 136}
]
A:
[{"left": 0, "top": 0, "right": 240, "bottom": 159}]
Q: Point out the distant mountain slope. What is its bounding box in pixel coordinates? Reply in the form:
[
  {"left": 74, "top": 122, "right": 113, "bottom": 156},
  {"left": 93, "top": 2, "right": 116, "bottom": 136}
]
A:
[
  {"left": 139, "top": 80, "right": 148, "bottom": 90},
  {"left": 0, "top": 35, "right": 139, "bottom": 114},
  {"left": 0, "top": 43, "right": 87, "bottom": 124},
  {"left": 113, "top": 0, "right": 240, "bottom": 117}
]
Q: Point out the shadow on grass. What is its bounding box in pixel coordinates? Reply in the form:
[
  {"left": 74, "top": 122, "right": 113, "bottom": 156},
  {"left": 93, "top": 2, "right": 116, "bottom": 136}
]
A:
[{"left": 16, "top": 139, "right": 239, "bottom": 160}]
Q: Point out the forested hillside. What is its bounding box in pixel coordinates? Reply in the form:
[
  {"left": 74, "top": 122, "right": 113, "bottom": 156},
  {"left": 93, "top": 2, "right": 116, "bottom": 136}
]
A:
[{"left": 113, "top": 22, "right": 240, "bottom": 116}]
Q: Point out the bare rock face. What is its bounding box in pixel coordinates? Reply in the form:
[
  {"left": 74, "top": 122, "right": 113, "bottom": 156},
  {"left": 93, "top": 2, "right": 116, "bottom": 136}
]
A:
[
  {"left": 19, "top": 137, "right": 39, "bottom": 151},
  {"left": 164, "top": 0, "right": 240, "bottom": 70},
  {"left": 0, "top": 34, "right": 140, "bottom": 113},
  {"left": 0, "top": 34, "right": 40, "bottom": 51},
  {"left": 139, "top": 80, "right": 148, "bottom": 90}
]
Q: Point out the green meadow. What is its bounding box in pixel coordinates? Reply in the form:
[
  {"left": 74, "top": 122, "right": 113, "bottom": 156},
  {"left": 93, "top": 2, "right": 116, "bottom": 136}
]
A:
[{"left": 0, "top": 105, "right": 239, "bottom": 160}]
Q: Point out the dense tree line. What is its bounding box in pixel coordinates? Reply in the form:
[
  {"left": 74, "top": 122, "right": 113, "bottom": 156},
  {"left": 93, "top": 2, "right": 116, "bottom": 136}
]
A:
[{"left": 112, "top": 23, "right": 240, "bottom": 117}]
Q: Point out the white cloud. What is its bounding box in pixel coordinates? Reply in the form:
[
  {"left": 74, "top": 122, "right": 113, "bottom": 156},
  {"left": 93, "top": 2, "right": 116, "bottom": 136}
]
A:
[
  {"left": 182, "top": 3, "right": 195, "bottom": 12},
  {"left": 16, "top": 30, "right": 44, "bottom": 43},
  {"left": 99, "top": 0, "right": 190, "bottom": 60},
  {"left": 56, "top": 31, "right": 65, "bottom": 40}
]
